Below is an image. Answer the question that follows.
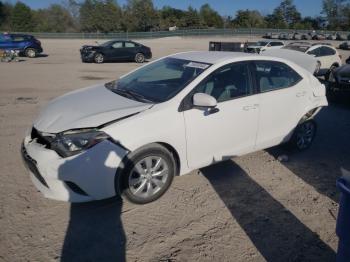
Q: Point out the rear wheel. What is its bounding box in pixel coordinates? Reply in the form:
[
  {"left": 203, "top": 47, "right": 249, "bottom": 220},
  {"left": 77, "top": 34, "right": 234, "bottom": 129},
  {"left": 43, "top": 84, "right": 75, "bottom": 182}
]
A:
[
  {"left": 120, "top": 144, "right": 175, "bottom": 204},
  {"left": 94, "top": 53, "right": 104, "bottom": 63},
  {"left": 25, "top": 48, "right": 36, "bottom": 58},
  {"left": 135, "top": 53, "right": 145, "bottom": 63},
  {"left": 289, "top": 120, "right": 317, "bottom": 151}
]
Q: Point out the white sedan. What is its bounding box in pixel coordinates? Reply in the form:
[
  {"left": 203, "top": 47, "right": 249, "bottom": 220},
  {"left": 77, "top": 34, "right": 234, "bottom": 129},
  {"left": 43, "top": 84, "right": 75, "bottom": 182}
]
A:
[{"left": 22, "top": 51, "right": 328, "bottom": 204}]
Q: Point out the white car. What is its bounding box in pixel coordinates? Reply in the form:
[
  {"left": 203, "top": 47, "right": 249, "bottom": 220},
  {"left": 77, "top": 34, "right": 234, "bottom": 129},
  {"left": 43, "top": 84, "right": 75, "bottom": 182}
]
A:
[
  {"left": 246, "top": 40, "right": 285, "bottom": 53},
  {"left": 283, "top": 43, "right": 342, "bottom": 76},
  {"left": 22, "top": 51, "right": 328, "bottom": 204}
]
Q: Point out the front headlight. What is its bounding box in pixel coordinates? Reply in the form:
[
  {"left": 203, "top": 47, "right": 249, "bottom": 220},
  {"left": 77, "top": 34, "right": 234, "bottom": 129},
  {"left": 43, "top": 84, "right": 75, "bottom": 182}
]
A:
[{"left": 51, "top": 129, "right": 110, "bottom": 157}]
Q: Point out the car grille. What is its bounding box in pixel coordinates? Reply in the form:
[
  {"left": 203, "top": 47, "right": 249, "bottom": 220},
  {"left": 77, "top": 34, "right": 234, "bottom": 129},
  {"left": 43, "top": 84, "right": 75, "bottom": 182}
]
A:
[{"left": 21, "top": 143, "right": 49, "bottom": 188}]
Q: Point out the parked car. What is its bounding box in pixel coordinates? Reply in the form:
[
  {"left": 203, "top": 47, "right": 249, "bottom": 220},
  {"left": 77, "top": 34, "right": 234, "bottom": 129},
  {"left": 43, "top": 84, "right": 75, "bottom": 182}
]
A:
[
  {"left": 0, "top": 33, "right": 43, "bottom": 58},
  {"left": 313, "top": 34, "right": 327, "bottom": 40},
  {"left": 270, "top": 33, "right": 280, "bottom": 39},
  {"left": 80, "top": 40, "right": 152, "bottom": 63},
  {"left": 283, "top": 43, "right": 342, "bottom": 76},
  {"left": 246, "top": 40, "right": 284, "bottom": 53},
  {"left": 328, "top": 62, "right": 350, "bottom": 91},
  {"left": 22, "top": 51, "right": 328, "bottom": 204},
  {"left": 336, "top": 33, "right": 347, "bottom": 41},
  {"left": 339, "top": 41, "right": 350, "bottom": 50},
  {"left": 301, "top": 33, "right": 312, "bottom": 40},
  {"left": 293, "top": 33, "right": 303, "bottom": 40},
  {"left": 327, "top": 34, "right": 337, "bottom": 40},
  {"left": 279, "top": 32, "right": 288, "bottom": 40}
]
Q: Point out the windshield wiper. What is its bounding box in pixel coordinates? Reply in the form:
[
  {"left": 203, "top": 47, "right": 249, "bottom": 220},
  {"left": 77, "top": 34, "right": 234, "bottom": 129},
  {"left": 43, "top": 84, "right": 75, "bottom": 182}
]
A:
[{"left": 114, "top": 88, "right": 153, "bottom": 103}]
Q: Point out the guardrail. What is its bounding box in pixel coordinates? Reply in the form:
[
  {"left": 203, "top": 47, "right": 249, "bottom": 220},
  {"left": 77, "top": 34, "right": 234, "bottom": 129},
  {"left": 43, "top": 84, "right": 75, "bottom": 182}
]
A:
[{"left": 11, "top": 28, "right": 350, "bottom": 39}]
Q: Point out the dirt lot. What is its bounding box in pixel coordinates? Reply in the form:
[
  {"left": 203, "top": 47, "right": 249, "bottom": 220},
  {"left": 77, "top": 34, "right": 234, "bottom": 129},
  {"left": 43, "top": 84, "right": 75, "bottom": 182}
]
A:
[{"left": 1, "top": 36, "right": 350, "bottom": 262}]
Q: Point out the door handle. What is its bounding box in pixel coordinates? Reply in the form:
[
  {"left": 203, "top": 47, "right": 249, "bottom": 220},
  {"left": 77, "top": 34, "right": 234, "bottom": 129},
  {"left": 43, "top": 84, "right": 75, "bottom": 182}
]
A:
[
  {"left": 296, "top": 91, "right": 307, "bottom": 97},
  {"left": 243, "top": 104, "right": 259, "bottom": 111}
]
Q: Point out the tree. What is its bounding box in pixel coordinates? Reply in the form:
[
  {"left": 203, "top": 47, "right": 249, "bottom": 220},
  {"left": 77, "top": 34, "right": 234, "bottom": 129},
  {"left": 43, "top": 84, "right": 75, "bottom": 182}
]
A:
[
  {"left": 183, "top": 6, "right": 201, "bottom": 28},
  {"left": 267, "top": 0, "right": 301, "bottom": 28},
  {"left": 123, "top": 0, "right": 158, "bottom": 32},
  {"left": 322, "top": 0, "right": 350, "bottom": 30},
  {"left": 199, "top": 4, "right": 223, "bottom": 28},
  {"left": 34, "top": 4, "right": 76, "bottom": 32},
  {"left": 233, "top": 9, "right": 266, "bottom": 28},
  {"left": 80, "top": 0, "right": 122, "bottom": 32},
  {"left": 11, "top": 1, "right": 34, "bottom": 31}
]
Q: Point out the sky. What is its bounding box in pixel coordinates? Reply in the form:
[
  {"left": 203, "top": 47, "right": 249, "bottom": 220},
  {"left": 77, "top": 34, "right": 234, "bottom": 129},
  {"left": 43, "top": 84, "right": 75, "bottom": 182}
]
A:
[{"left": 9, "top": 0, "right": 324, "bottom": 17}]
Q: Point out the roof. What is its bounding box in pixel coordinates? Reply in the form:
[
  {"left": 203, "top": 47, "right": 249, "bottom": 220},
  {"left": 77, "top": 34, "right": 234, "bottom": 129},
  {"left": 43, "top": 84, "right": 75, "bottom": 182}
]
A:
[{"left": 170, "top": 51, "right": 255, "bottom": 64}]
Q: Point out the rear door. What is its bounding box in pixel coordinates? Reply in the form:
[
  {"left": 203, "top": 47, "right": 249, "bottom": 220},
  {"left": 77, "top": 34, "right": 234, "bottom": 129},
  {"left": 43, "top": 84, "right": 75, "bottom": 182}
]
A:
[
  {"left": 107, "top": 41, "right": 126, "bottom": 60},
  {"left": 252, "top": 60, "right": 309, "bottom": 150},
  {"left": 123, "top": 41, "right": 139, "bottom": 60}
]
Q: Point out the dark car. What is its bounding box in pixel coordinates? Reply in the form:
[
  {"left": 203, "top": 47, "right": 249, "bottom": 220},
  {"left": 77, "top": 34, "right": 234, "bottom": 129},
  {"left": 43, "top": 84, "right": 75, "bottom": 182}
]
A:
[
  {"left": 0, "top": 33, "right": 43, "bottom": 57},
  {"left": 80, "top": 40, "right": 152, "bottom": 64},
  {"left": 328, "top": 58, "right": 350, "bottom": 91},
  {"left": 339, "top": 41, "right": 350, "bottom": 50}
]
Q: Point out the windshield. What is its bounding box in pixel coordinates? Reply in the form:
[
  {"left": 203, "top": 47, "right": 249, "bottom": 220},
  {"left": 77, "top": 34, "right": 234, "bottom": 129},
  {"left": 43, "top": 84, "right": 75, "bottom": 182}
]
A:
[
  {"left": 99, "top": 40, "right": 113, "bottom": 47},
  {"left": 106, "top": 57, "right": 211, "bottom": 103},
  {"left": 256, "top": 41, "right": 269, "bottom": 46}
]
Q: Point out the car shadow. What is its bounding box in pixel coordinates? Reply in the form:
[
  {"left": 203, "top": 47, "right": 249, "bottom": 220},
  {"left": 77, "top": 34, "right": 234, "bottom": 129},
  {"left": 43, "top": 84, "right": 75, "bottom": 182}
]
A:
[
  {"left": 59, "top": 142, "right": 131, "bottom": 262},
  {"left": 267, "top": 104, "right": 350, "bottom": 202},
  {"left": 200, "top": 160, "right": 336, "bottom": 261},
  {"left": 61, "top": 198, "right": 126, "bottom": 262}
]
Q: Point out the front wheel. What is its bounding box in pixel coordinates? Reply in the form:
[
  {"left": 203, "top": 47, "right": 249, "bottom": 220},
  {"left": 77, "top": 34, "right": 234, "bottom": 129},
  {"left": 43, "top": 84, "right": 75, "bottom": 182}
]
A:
[
  {"left": 94, "top": 53, "right": 104, "bottom": 63},
  {"left": 135, "top": 53, "right": 145, "bottom": 63},
  {"left": 289, "top": 120, "right": 317, "bottom": 151},
  {"left": 120, "top": 144, "right": 175, "bottom": 204}
]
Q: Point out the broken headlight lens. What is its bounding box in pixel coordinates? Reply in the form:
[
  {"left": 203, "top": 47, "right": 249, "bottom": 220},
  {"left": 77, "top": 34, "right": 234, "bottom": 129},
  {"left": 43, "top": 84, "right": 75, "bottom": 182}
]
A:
[{"left": 51, "top": 129, "right": 110, "bottom": 157}]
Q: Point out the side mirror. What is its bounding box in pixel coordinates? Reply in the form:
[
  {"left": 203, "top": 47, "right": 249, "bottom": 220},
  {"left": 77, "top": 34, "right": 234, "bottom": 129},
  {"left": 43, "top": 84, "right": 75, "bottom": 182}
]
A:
[{"left": 193, "top": 93, "right": 217, "bottom": 108}]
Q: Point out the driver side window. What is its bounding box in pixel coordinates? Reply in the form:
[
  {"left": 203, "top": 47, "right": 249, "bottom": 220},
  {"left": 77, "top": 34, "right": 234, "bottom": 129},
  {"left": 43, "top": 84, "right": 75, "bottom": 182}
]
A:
[{"left": 195, "top": 62, "right": 252, "bottom": 102}]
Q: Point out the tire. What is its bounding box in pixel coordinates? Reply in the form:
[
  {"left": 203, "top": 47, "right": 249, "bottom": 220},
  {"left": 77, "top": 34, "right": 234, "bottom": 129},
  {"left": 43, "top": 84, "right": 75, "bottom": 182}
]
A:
[
  {"left": 135, "top": 53, "right": 145, "bottom": 63},
  {"left": 120, "top": 144, "right": 175, "bottom": 204},
  {"left": 94, "top": 53, "right": 104, "bottom": 64},
  {"left": 289, "top": 120, "right": 317, "bottom": 151},
  {"left": 25, "top": 48, "right": 36, "bottom": 58}
]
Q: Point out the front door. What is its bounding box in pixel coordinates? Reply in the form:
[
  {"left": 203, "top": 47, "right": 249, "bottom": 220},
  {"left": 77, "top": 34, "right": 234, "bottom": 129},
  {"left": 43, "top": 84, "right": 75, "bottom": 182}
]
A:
[{"left": 183, "top": 62, "right": 260, "bottom": 169}]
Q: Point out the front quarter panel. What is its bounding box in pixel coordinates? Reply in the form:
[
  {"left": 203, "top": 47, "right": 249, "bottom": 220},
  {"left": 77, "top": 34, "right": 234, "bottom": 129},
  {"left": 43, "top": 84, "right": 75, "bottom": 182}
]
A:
[{"left": 101, "top": 103, "right": 189, "bottom": 175}]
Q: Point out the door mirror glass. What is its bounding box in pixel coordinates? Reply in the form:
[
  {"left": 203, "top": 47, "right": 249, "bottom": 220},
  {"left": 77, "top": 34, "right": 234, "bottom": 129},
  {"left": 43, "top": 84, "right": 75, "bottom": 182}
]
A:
[{"left": 193, "top": 93, "right": 217, "bottom": 108}]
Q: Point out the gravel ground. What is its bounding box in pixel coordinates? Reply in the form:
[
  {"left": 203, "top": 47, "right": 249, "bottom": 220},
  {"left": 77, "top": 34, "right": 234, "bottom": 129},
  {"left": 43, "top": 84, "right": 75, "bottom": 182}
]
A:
[{"left": 0, "top": 36, "right": 350, "bottom": 262}]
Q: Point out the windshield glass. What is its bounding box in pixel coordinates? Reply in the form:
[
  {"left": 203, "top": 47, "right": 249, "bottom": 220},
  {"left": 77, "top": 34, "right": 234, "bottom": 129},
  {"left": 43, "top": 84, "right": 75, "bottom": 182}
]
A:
[
  {"left": 106, "top": 57, "right": 211, "bottom": 103},
  {"left": 256, "top": 41, "right": 269, "bottom": 46},
  {"left": 99, "top": 40, "right": 113, "bottom": 47}
]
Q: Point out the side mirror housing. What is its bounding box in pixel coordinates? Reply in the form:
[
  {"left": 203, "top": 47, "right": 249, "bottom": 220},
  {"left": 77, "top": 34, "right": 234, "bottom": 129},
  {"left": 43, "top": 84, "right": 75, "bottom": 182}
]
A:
[{"left": 193, "top": 93, "right": 217, "bottom": 108}]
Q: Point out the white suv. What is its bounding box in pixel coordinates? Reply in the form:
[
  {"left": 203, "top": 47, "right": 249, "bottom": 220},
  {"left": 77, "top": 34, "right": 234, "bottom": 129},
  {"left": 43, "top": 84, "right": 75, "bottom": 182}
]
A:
[{"left": 22, "top": 51, "right": 328, "bottom": 204}]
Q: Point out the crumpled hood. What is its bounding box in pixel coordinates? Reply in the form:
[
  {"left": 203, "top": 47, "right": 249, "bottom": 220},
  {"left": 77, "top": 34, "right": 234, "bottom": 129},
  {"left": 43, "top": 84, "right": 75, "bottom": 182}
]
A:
[{"left": 34, "top": 84, "right": 152, "bottom": 133}]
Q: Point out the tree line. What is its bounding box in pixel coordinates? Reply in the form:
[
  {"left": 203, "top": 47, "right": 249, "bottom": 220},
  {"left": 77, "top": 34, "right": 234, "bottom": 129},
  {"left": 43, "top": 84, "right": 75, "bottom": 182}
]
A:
[{"left": 0, "top": 0, "right": 349, "bottom": 33}]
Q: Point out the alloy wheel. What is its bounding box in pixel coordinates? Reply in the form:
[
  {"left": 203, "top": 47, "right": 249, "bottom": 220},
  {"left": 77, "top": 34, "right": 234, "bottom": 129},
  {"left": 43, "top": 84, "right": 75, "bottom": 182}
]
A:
[{"left": 128, "top": 156, "right": 169, "bottom": 199}]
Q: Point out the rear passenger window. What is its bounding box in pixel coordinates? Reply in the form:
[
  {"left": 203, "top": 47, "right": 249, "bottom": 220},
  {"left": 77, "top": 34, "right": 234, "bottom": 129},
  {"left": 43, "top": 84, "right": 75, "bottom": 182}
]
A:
[
  {"left": 125, "top": 42, "right": 136, "bottom": 48},
  {"left": 253, "top": 61, "right": 302, "bottom": 92},
  {"left": 195, "top": 62, "right": 252, "bottom": 102},
  {"left": 320, "top": 46, "right": 336, "bottom": 56},
  {"left": 307, "top": 48, "right": 321, "bottom": 57}
]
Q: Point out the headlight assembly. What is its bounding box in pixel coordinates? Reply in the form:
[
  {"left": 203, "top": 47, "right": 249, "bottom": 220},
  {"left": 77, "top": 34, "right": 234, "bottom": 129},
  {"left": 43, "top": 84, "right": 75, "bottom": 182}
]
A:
[{"left": 51, "top": 129, "right": 110, "bottom": 157}]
